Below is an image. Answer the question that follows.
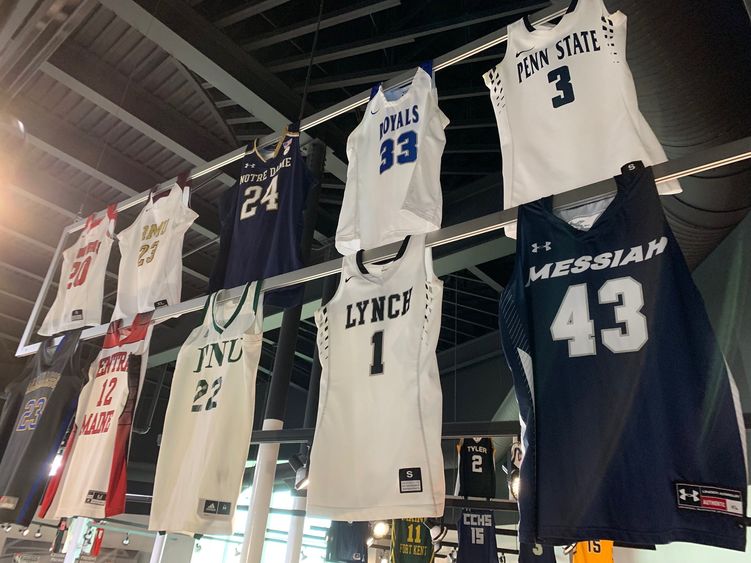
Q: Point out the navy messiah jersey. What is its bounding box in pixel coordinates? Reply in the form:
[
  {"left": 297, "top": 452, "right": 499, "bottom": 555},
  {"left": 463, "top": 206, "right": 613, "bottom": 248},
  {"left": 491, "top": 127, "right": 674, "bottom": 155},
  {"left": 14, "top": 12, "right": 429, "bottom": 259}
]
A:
[
  {"left": 499, "top": 164, "right": 747, "bottom": 551},
  {"left": 456, "top": 509, "right": 497, "bottom": 563},
  {"left": 210, "top": 126, "right": 312, "bottom": 307}
]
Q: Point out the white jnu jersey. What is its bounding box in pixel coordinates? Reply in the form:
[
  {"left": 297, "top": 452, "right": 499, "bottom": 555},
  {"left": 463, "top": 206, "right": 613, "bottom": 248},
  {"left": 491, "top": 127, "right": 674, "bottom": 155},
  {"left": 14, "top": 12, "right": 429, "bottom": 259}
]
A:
[
  {"left": 112, "top": 184, "right": 197, "bottom": 320},
  {"left": 307, "top": 234, "right": 445, "bottom": 520},
  {"left": 483, "top": 0, "right": 681, "bottom": 238},
  {"left": 42, "top": 313, "right": 152, "bottom": 519},
  {"left": 39, "top": 206, "right": 117, "bottom": 336},
  {"left": 336, "top": 65, "right": 448, "bottom": 255},
  {"left": 149, "top": 283, "right": 263, "bottom": 535}
]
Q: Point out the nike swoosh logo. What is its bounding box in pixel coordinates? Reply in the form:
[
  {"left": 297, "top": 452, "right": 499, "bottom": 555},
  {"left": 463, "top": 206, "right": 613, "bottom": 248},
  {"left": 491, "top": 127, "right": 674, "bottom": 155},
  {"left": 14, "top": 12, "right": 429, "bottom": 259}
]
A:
[
  {"left": 370, "top": 109, "right": 379, "bottom": 115},
  {"left": 515, "top": 47, "right": 534, "bottom": 58},
  {"left": 345, "top": 276, "right": 354, "bottom": 283}
]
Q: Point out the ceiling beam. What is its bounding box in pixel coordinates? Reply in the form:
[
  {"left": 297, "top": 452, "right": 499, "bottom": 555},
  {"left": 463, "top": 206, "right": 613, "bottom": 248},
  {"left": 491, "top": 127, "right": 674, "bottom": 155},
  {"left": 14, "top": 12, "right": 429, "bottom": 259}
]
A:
[
  {"left": 42, "top": 42, "right": 235, "bottom": 186},
  {"left": 267, "top": 6, "right": 534, "bottom": 72},
  {"left": 98, "top": 0, "right": 349, "bottom": 184},
  {"left": 243, "top": 0, "right": 401, "bottom": 50},
  {"left": 214, "top": 0, "right": 293, "bottom": 28}
]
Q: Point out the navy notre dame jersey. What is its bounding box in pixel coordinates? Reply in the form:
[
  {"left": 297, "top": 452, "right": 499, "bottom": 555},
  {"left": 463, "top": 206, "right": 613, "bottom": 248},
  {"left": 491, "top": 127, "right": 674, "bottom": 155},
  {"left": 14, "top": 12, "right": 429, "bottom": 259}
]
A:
[
  {"left": 325, "top": 521, "right": 368, "bottom": 562},
  {"left": 210, "top": 124, "right": 312, "bottom": 307},
  {"left": 455, "top": 437, "right": 496, "bottom": 498},
  {"left": 456, "top": 509, "right": 497, "bottom": 563},
  {"left": 499, "top": 164, "right": 747, "bottom": 550},
  {"left": 0, "top": 330, "right": 83, "bottom": 525}
]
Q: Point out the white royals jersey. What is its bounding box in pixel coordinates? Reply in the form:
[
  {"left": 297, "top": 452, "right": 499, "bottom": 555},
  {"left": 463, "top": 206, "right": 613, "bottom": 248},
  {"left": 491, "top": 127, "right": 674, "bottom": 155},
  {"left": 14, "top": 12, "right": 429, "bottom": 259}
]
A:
[
  {"left": 149, "top": 283, "right": 263, "bottom": 535},
  {"left": 112, "top": 184, "right": 197, "bottom": 320},
  {"left": 39, "top": 206, "right": 117, "bottom": 336},
  {"left": 41, "top": 313, "right": 152, "bottom": 519},
  {"left": 336, "top": 65, "right": 448, "bottom": 254},
  {"left": 483, "top": 0, "right": 681, "bottom": 238},
  {"left": 307, "top": 234, "right": 445, "bottom": 520}
]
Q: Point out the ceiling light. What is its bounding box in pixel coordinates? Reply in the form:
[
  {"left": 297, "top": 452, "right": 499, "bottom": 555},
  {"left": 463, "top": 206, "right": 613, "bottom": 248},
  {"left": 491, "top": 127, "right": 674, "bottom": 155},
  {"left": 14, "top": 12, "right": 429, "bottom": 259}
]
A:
[
  {"left": 21, "top": 528, "right": 29, "bottom": 536},
  {"left": 372, "top": 521, "right": 389, "bottom": 538},
  {"left": 366, "top": 536, "right": 374, "bottom": 547},
  {"left": 35, "top": 527, "right": 42, "bottom": 538},
  {"left": 122, "top": 533, "right": 130, "bottom": 546}
]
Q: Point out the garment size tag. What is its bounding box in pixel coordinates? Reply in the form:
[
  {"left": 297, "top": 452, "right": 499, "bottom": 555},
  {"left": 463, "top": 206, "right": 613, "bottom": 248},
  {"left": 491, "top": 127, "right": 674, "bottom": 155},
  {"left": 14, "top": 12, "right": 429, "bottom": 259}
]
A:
[
  {"left": 675, "top": 483, "right": 743, "bottom": 517},
  {"left": 399, "top": 467, "right": 423, "bottom": 493}
]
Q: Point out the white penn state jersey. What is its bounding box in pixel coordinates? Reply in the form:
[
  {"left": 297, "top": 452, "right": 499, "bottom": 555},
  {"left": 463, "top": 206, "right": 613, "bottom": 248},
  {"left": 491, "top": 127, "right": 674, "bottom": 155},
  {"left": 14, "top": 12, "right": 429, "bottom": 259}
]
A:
[
  {"left": 336, "top": 65, "right": 448, "bottom": 255},
  {"left": 149, "top": 283, "right": 263, "bottom": 535},
  {"left": 483, "top": 0, "right": 681, "bottom": 238},
  {"left": 43, "top": 313, "right": 152, "bottom": 519},
  {"left": 39, "top": 206, "right": 117, "bottom": 336},
  {"left": 112, "top": 184, "right": 197, "bottom": 320},
  {"left": 307, "top": 234, "right": 445, "bottom": 520}
]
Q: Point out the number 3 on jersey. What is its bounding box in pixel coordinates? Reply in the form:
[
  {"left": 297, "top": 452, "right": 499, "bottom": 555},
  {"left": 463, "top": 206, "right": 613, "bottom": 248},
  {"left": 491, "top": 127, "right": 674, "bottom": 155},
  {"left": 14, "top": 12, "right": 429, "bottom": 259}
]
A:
[
  {"left": 551, "top": 276, "right": 648, "bottom": 357},
  {"left": 240, "top": 176, "right": 279, "bottom": 219}
]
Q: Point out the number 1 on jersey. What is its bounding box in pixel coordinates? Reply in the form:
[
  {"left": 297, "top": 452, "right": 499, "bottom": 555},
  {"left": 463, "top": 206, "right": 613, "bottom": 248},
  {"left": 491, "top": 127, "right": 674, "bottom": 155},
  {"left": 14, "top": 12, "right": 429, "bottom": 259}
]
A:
[{"left": 370, "top": 330, "right": 384, "bottom": 375}]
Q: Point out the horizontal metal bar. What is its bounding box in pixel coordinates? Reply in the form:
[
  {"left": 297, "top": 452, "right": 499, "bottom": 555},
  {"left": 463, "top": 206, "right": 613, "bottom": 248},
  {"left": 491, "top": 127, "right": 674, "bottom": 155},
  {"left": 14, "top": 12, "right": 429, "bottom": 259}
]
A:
[
  {"left": 14, "top": 136, "right": 751, "bottom": 358},
  {"left": 59, "top": 2, "right": 567, "bottom": 237}
]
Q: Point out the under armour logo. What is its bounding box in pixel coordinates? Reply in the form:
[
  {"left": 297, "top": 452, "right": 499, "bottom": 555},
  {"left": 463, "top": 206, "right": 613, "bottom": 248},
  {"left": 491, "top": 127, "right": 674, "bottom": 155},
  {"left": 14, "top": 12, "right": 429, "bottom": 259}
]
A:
[
  {"left": 679, "top": 488, "right": 700, "bottom": 502},
  {"left": 531, "top": 242, "right": 551, "bottom": 253}
]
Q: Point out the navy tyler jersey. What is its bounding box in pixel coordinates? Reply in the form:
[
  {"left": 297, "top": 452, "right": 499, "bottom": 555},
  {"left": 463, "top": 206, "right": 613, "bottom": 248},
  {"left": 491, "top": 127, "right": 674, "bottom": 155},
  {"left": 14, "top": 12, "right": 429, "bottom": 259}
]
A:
[
  {"left": 455, "top": 437, "right": 496, "bottom": 498},
  {"left": 210, "top": 126, "right": 312, "bottom": 307},
  {"left": 499, "top": 164, "right": 747, "bottom": 551},
  {"left": 0, "top": 330, "right": 83, "bottom": 525},
  {"left": 456, "top": 509, "right": 497, "bottom": 563}
]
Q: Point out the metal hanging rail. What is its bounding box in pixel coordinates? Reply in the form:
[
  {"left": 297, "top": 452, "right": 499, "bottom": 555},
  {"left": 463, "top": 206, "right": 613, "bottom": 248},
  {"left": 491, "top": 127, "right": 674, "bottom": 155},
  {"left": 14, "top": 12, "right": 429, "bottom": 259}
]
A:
[{"left": 15, "top": 135, "right": 751, "bottom": 358}]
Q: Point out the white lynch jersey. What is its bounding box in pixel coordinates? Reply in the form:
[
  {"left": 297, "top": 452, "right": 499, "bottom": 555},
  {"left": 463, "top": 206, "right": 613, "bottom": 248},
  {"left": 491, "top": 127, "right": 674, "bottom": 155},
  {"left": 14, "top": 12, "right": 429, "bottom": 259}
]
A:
[
  {"left": 336, "top": 65, "right": 448, "bottom": 255},
  {"left": 43, "top": 313, "right": 152, "bottom": 519},
  {"left": 307, "top": 234, "right": 445, "bottom": 520},
  {"left": 149, "top": 283, "right": 263, "bottom": 535},
  {"left": 112, "top": 184, "right": 197, "bottom": 320},
  {"left": 483, "top": 0, "right": 681, "bottom": 238},
  {"left": 39, "top": 206, "right": 117, "bottom": 336}
]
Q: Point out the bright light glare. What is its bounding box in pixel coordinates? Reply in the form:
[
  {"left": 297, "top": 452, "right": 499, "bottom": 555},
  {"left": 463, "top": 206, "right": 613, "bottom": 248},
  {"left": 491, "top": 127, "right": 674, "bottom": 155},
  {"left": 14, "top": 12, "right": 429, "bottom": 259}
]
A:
[
  {"left": 372, "top": 521, "right": 390, "bottom": 538},
  {"left": 510, "top": 475, "right": 520, "bottom": 499},
  {"left": 48, "top": 454, "right": 63, "bottom": 477}
]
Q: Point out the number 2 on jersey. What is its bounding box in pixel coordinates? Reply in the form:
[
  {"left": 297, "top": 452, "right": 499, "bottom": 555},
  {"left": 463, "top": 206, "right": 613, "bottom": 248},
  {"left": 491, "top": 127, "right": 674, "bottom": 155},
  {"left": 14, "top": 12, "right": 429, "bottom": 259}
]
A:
[
  {"left": 67, "top": 256, "right": 92, "bottom": 289},
  {"left": 191, "top": 377, "right": 223, "bottom": 412},
  {"left": 471, "top": 454, "right": 483, "bottom": 473},
  {"left": 551, "top": 277, "right": 648, "bottom": 357},
  {"left": 547, "top": 65, "right": 575, "bottom": 108},
  {"left": 241, "top": 176, "right": 279, "bottom": 219}
]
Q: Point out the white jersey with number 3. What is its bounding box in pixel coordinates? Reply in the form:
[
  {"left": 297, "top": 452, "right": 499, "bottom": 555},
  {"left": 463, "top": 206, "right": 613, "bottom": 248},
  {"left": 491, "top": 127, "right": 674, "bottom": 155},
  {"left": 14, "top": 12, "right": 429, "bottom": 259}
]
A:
[
  {"left": 39, "top": 206, "right": 117, "bottom": 336},
  {"left": 307, "top": 235, "right": 444, "bottom": 520},
  {"left": 336, "top": 66, "right": 448, "bottom": 254},
  {"left": 483, "top": 0, "right": 681, "bottom": 238},
  {"left": 149, "top": 283, "right": 263, "bottom": 535}
]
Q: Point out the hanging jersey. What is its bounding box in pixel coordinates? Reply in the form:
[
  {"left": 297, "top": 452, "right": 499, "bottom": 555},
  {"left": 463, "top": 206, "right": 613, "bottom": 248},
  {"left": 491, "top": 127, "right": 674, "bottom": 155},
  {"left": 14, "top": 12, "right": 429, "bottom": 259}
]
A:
[
  {"left": 40, "top": 314, "right": 152, "bottom": 519},
  {"left": 325, "top": 521, "right": 369, "bottom": 562},
  {"left": 456, "top": 510, "right": 497, "bottom": 563},
  {"left": 499, "top": 164, "right": 747, "bottom": 550},
  {"left": 149, "top": 283, "right": 263, "bottom": 535},
  {"left": 336, "top": 65, "right": 448, "bottom": 254},
  {"left": 483, "top": 0, "right": 681, "bottom": 238},
  {"left": 210, "top": 127, "right": 311, "bottom": 307},
  {"left": 390, "top": 518, "right": 434, "bottom": 563},
  {"left": 572, "top": 541, "right": 614, "bottom": 563},
  {"left": 39, "top": 206, "right": 117, "bottom": 335},
  {"left": 307, "top": 235, "right": 444, "bottom": 521},
  {"left": 455, "top": 437, "right": 496, "bottom": 498},
  {"left": 519, "top": 543, "right": 558, "bottom": 563},
  {"left": 112, "top": 184, "right": 197, "bottom": 320},
  {"left": 0, "top": 330, "right": 83, "bottom": 526},
  {"left": 0, "top": 373, "right": 31, "bottom": 461}
]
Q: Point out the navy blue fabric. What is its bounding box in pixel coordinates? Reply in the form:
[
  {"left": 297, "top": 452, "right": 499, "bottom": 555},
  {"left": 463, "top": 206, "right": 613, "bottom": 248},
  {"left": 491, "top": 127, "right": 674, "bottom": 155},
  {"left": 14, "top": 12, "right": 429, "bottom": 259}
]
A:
[
  {"left": 456, "top": 509, "right": 497, "bottom": 563},
  {"left": 518, "top": 543, "right": 556, "bottom": 563},
  {"left": 499, "top": 166, "right": 747, "bottom": 551},
  {"left": 210, "top": 126, "right": 312, "bottom": 307}
]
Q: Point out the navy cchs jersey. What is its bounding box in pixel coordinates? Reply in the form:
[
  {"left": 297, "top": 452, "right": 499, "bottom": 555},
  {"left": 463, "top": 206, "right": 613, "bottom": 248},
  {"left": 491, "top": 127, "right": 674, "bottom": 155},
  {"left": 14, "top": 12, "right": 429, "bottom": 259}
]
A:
[
  {"left": 210, "top": 125, "right": 312, "bottom": 307},
  {"left": 499, "top": 164, "right": 747, "bottom": 551},
  {"left": 456, "top": 509, "right": 497, "bottom": 563}
]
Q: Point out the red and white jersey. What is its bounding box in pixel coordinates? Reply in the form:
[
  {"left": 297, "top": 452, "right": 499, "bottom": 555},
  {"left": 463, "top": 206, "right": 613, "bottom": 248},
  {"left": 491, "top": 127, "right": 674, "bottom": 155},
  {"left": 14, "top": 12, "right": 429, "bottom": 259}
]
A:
[
  {"left": 39, "top": 205, "right": 117, "bottom": 336},
  {"left": 39, "top": 313, "right": 152, "bottom": 519}
]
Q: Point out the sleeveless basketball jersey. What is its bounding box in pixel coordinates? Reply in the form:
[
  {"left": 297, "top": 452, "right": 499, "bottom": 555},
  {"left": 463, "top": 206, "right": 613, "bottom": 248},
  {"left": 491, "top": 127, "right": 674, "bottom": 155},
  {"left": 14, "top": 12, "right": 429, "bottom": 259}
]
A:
[
  {"left": 307, "top": 235, "right": 444, "bottom": 520},
  {"left": 40, "top": 313, "right": 152, "bottom": 519},
  {"left": 456, "top": 510, "right": 497, "bottom": 563},
  {"left": 149, "top": 283, "right": 263, "bottom": 535},
  {"left": 0, "top": 330, "right": 83, "bottom": 526},
  {"left": 499, "top": 164, "right": 747, "bottom": 550},
  {"left": 572, "top": 540, "right": 613, "bottom": 563},
  {"left": 0, "top": 373, "right": 31, "bottom": 461},
  {"left": 325, "top": 521, "right": 369, "bottom": 562},
  {"left": 519, "top": 543, "right": 557, "bottom": 563},
  {"left": 336, "top": 65, "right": 448, "bottom": 254},
  {"left": 210, "top": 127, "right": 311, "bottom": 307},
  {"left": 39, "top": 206, "right": 117, "bottom": 335},
  {"left": 455, "top": 437, "right": 496, "bottom": 498},
  {"left": 112, "top": 184, "right": 197, "bottom": 320},
  {"left": 390, "top": 518, "right": 434, "bottom": 563},
  {"left": 483, "top": 0, "right": 681, "bottom": 238}
]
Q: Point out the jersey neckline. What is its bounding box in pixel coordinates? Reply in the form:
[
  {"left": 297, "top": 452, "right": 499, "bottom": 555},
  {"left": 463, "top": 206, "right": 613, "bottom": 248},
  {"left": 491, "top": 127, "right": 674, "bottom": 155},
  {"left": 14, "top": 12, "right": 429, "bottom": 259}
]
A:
[
  {"left": 353, "top": 235, "right": 412, "bottom": 285},
  {"left": 520, "top": 0, "right": 583, "bottom": 39},
  {"left": 373, "top": 66, "right": 428, "bottom": 109},
  {"left": 210, "top": 283, "right": 260, "bottom": 334},
  {"left": 251, "top": 130, "right": 298, "bottom": 163}
]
